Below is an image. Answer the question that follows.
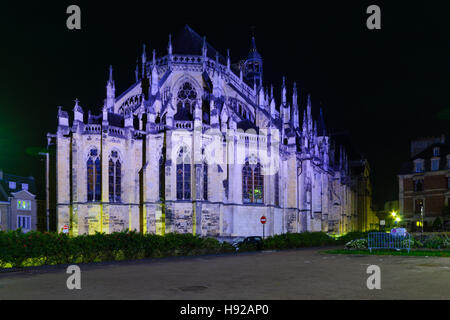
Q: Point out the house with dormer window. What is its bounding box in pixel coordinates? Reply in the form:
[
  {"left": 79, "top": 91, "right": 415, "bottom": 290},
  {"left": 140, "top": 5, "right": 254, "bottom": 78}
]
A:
[{"left": 0, "top": 169, "right": 37, "bottom": 232}]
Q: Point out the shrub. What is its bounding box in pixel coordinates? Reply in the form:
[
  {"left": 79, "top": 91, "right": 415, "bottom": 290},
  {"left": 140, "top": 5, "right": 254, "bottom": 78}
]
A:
[
  {"left": 422, "top": 234, "right": 450, "bottom": 249},
  {"left": 345, "top": 239, "right": 368, "bottom": 249},
  {"left": 263, "top": 232, "right": 336, "bottom": 250}
]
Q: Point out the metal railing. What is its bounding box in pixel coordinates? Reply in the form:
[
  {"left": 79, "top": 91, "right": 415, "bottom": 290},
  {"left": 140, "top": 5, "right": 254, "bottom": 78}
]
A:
[{"left": 368, "top": 232, "right": 411, "bottom": 253}]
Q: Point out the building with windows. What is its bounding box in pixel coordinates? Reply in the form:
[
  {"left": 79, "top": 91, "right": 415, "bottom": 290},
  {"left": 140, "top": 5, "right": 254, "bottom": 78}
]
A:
[
  {"left": 46, "top": 25, "right": 369, "bottom": 237},
  {"left": 0, "top": 169, "right": 38, "bottom": 232},
  {"left": 398, "top": 135, "right": 450, "bottom": 231}
]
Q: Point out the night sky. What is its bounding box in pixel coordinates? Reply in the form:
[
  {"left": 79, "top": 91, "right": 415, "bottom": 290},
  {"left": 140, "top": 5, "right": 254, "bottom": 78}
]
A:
[{"left": 1, "top": 1, "right": 449, "bottom": 208}]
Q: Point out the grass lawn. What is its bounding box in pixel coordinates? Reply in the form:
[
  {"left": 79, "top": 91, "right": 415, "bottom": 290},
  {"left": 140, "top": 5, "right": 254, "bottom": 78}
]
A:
[{"left": 321, "top": 249, "right": 450, "bottom": 257}]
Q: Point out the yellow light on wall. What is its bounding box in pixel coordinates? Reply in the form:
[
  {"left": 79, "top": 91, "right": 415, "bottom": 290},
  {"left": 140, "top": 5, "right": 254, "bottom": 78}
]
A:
[
  {"left": 395, "top": 217, "right": 401, "bottom": 222},
  {"left": 391, "top": 211, "right": 397, "bottom": 218}
]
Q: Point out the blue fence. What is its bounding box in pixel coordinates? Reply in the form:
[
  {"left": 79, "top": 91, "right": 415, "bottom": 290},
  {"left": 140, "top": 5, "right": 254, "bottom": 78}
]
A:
[{"left": 368, "top": 232, "right": 411, "bottom": 253}]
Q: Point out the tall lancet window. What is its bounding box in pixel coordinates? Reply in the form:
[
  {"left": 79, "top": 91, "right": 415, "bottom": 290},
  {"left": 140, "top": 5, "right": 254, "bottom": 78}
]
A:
[
  {"left": 159, "top": 154, "right": 165, "bottom": 201},
  {"left": 176, "top": 148, "right": 191, "bottom": 200},
  {"left": 176, "top": 82, "right": 197, "bottom": 115},
  {"left": 87, "top": 148, "right": 101, "bottom": 202},
  {"left": 274, "top": 172, "right": 280, "bottom": 206},
  {"left": 108, "top": 151, "right": 121, "bottom": 202},
  {"left": 203, "top": 162, "right": 208, "bottom": 200},
  {"left": 242, "top": 161, "right": 264, "bottom": 204}
]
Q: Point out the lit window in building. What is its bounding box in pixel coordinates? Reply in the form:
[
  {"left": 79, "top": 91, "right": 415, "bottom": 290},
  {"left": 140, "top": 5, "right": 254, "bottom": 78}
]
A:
[
  {"left": 108, "top": 151, "right": 121, "bottom": 203},
  {"left": 176, "top": 148, "right": 191, "bottom": 200},
  {"left": 431, "top": 158, "right": 439, "bottom": 171},
  {"left": 17, "top": 199, "right": 31, "bottom": 211},
  {"left": 87, "top": 148, "right": 101, "bottom": 202},
  {"left": 242, "top": 161, "right": 264, "bottom": 204}
]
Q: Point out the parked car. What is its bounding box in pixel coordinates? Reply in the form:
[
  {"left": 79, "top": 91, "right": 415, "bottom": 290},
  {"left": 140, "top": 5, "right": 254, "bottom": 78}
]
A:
[{"left": 234, "top": 236, "right": 263, "bottom": 251}]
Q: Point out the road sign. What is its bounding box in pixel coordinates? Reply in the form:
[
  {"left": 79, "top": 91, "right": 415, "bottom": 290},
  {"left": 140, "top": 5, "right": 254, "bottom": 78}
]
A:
[
  {"left": 260, "top": 216, "right": 266, "bottom": 224},
  {"left": 380, "top": 220, "right": 385, "bottom": 226},
  {"left": 63, "top": 225, "right": 69, "bottom": 234}
]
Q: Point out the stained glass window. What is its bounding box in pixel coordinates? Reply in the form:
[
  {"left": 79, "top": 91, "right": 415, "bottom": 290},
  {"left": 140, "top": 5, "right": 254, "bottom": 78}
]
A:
[
  {"left": 108, "top": 151, "right": 122, "bottom": 203},
  {"left": 87, "top": 149, "right": 101, "bottom": 202},
  {"left": 242, "top": 161, "right": 264, "bottom": 204},
  {"left": 176, "top": 149, "right": 191, "bottom": 200},
  {"left": 176, "top": 82, "right": 197, "bottom": 114}
]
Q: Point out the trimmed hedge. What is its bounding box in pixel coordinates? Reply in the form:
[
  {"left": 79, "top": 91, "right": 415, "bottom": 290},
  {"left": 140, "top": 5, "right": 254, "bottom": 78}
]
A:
[
  {"left": 0, "top": 230, "right": 339, "bottom": 269},
  {"left": 0, "top": 230, "right": 235, "bottom": 268},
  {"left": 262, "top": 232, "right": 336, "bottom": 250}
]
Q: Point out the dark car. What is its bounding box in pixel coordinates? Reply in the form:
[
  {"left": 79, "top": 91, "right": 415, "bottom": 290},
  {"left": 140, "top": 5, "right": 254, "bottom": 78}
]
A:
[{"left": 236, "top": 236, "right": 263, "bottom": 250}]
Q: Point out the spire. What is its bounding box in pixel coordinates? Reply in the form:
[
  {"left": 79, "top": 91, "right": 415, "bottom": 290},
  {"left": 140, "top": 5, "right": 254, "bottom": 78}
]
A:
[
  {"left": 281, "top": 76, "right": 286, "bottom": 105},
  {"left": 142, "top": 43, "right": 147, "bottom": 63},
  {"left": 202, "top": 36, "right": 207, "bottom": 56},
  {"left": 293, "top": 82, "right": 298, "bottom": 105},
  {"left": 227, "top": 49, "right": 230, "bottom": 70},
  {"left": 135, "top": 59, "right": 139, "bottom": 82},
  {"left": 202, "top": 36, "right": 207, "bottom": 70},
  {"left": 106, "top": 65, "right": 115, "bottom": 110},
  {"left": 108, "top": 65, "right": 114, "bottom": 86},
  {"left": 168, "top": 34, "right": 172, "bottom": 55},
  {"left": 307, "top": 94, "right": 312, "bottom": 132},
  {"left": 151, "top": 49, "right": 158, "bottom": 96}
]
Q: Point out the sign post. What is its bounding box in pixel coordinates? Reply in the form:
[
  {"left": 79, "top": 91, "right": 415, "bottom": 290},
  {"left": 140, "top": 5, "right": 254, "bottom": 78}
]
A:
[
  {"left": 260, "top": 215, "right": 266, "bottom": 239},
  {"left": 62, "top": 224, "right": 69, "bottom": 234}
]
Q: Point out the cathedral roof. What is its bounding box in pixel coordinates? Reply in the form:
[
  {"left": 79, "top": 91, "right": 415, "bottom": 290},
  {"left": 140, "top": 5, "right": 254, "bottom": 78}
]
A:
[{"left": 173, "top": 25, "right": 227, "bottom": 65}]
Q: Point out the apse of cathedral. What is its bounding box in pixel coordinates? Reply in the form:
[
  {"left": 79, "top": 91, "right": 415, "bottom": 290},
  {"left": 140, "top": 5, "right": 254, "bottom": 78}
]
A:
[{"left": 47, "top": 25, "right": 372, "bottom": 237}]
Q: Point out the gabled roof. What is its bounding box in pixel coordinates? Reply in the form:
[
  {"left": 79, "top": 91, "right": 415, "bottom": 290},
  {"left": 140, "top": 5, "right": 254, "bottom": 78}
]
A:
[{"left": 0, "top": 172, "right": 36, "bottom": 202}]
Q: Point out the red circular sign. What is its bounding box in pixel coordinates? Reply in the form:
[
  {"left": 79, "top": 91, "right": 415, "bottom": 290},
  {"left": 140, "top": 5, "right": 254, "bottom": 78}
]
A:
[{"left": 260, "top": 216, "right": 267, "bottom": 224}]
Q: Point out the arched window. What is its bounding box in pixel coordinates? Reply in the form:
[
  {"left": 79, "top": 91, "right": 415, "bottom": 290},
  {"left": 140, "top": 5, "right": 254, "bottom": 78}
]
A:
[
  {"left": 87, "top": 148, "right": 101, "bottom": 202},
  {"left": 108, "top": 151, "right": 121, "bottom": 202},
  {"left": 242, "top": 161, "right": 264, "bottom": 204},
  {"left": 176, "top": 82, "right": 197, "bottom": 115},
  {"left": 203, "top": 162, "right": 208, "bottom": 200},
  {"left": 176, "top": 148, "right": 191, "bottom": 200}
]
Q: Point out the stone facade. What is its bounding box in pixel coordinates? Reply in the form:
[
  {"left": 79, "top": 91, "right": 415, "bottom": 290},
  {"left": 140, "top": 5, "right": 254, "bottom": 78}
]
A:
[{"left": 47, "top": 25, "right": 368, "bottom": 237}]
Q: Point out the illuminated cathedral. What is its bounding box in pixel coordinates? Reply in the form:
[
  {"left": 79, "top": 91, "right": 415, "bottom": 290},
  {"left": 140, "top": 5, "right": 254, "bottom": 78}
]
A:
[{"left": 46, "top": 25, "right": 377, "bottom": 237}]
